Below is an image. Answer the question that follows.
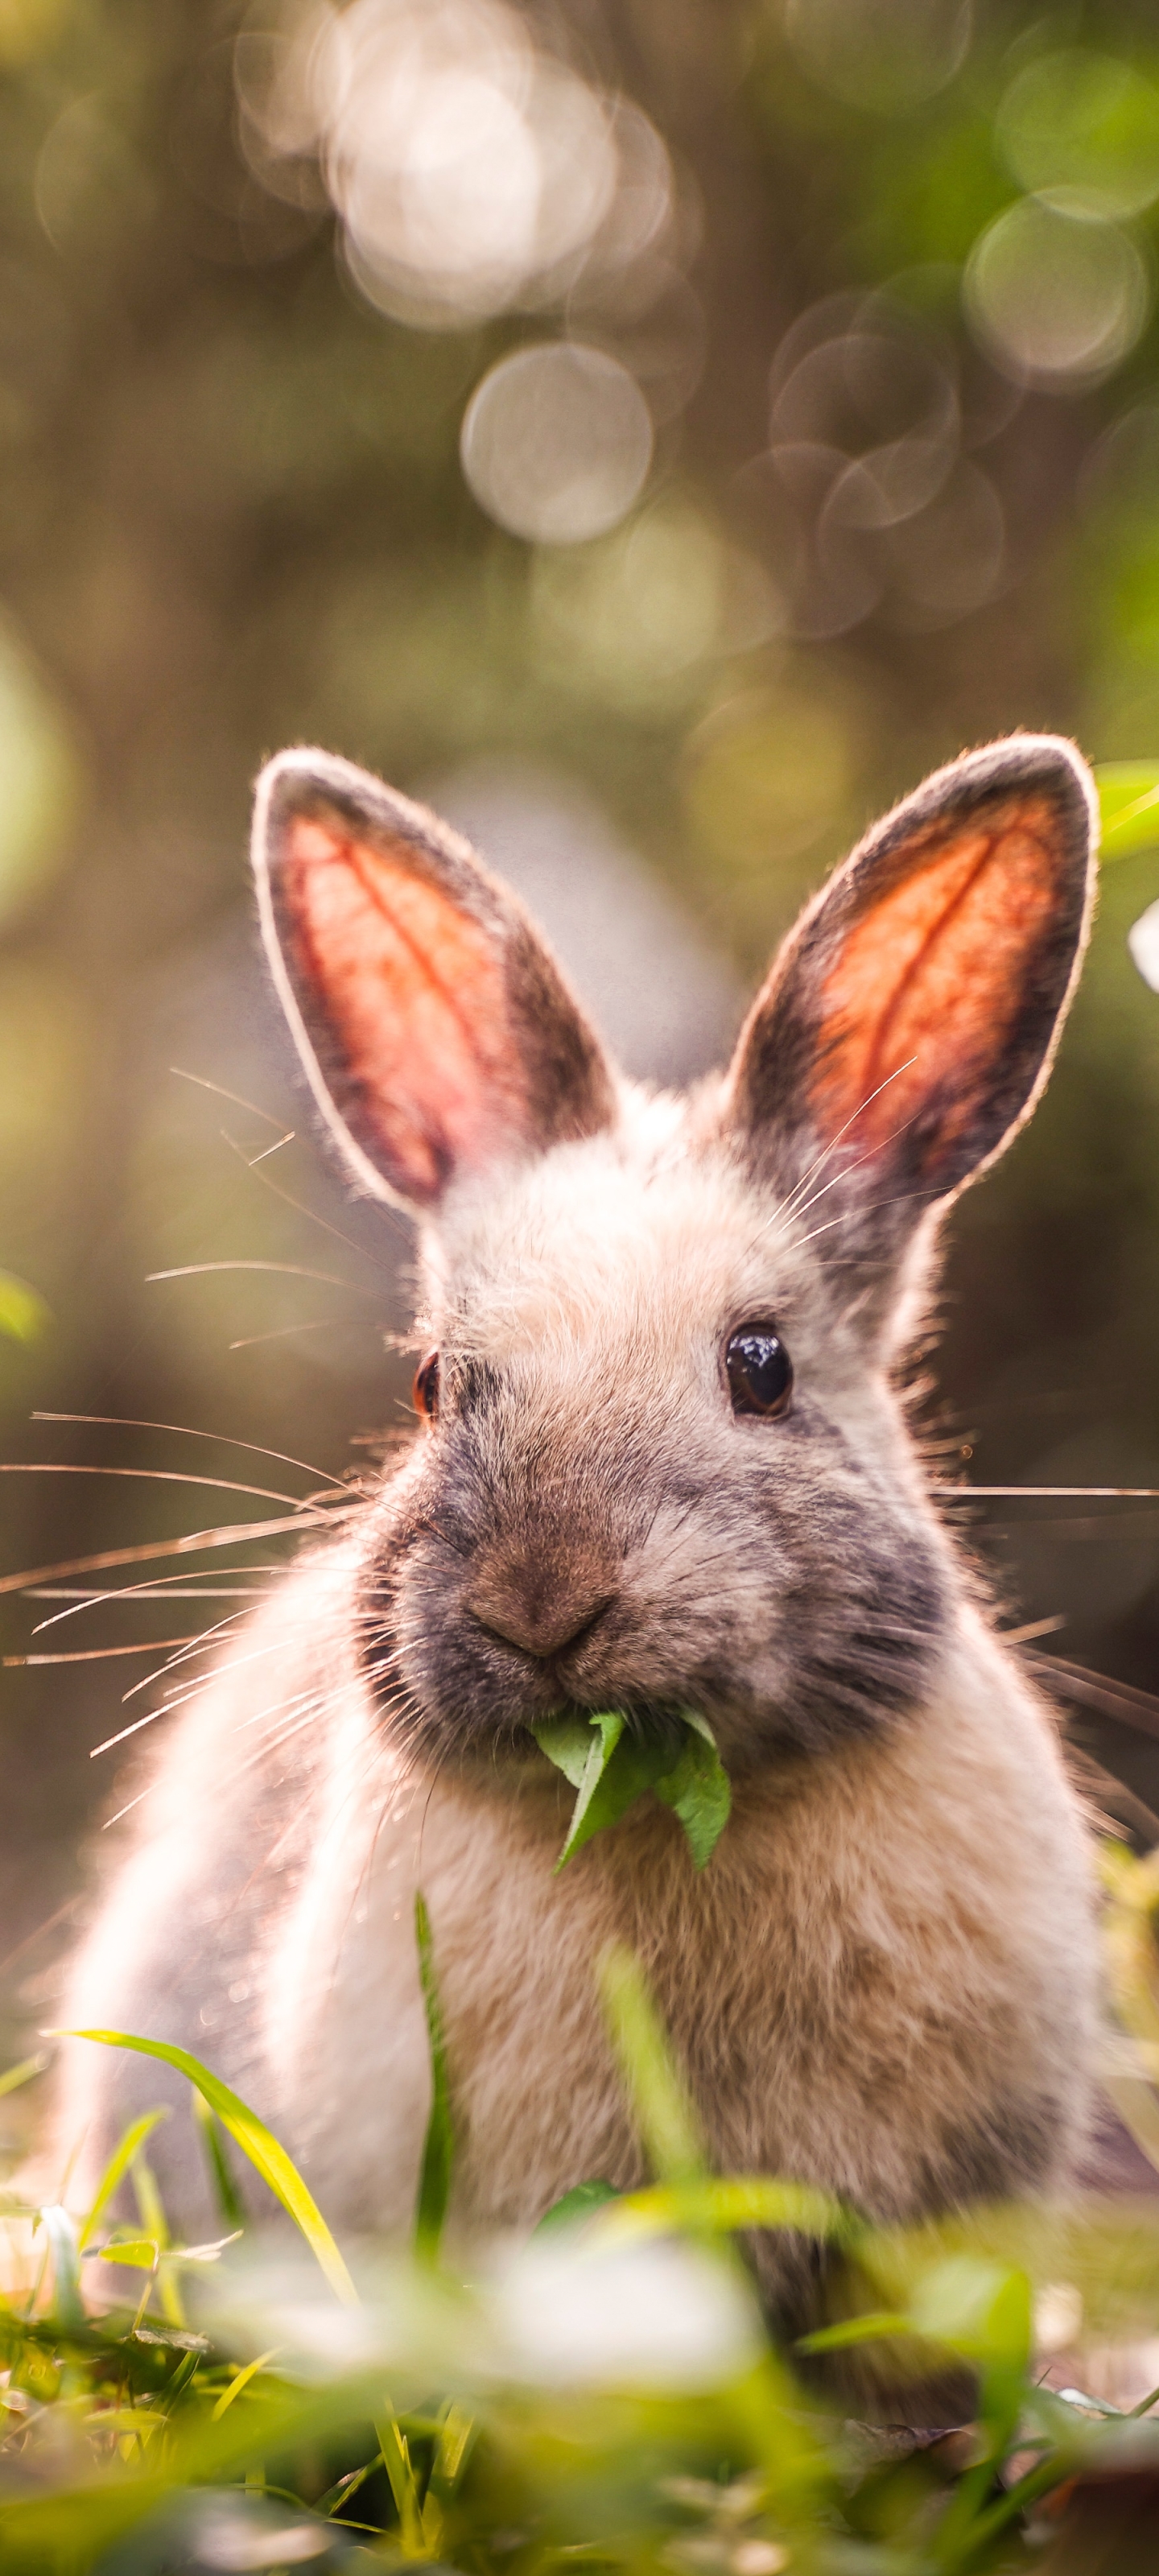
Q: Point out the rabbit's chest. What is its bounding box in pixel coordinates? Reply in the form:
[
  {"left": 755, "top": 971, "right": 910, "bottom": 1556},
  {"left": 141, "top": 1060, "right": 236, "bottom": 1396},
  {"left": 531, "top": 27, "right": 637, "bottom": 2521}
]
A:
[{"left": 422, "top": 1728, "right": 1087, "bottom": 2230}]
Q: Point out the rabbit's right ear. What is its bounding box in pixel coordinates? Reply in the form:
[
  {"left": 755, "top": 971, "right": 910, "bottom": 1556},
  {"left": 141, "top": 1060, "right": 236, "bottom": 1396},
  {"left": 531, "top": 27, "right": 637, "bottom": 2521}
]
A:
[
  {"left": 720, "top": 734, "right": 1097, "bottom": 1269},
  {"left": 253, "top": 750, "right": 617, "bottom": 1213}
]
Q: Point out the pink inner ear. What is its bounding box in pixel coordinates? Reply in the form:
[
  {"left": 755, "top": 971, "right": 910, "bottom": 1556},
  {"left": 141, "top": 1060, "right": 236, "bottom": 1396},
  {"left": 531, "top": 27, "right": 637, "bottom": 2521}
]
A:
[
  {"left": 281, "top": 818, "right": 527, "bottom": 1202},
  {"left": 811, "top": 797, "right": 1062, "bottom": 1169}
]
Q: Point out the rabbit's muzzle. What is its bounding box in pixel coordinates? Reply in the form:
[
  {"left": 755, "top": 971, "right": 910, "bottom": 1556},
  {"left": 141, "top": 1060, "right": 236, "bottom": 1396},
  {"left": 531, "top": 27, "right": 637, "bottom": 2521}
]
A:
[{"left": 464, "top": 1554, "right": 616, "bottom": 1664}]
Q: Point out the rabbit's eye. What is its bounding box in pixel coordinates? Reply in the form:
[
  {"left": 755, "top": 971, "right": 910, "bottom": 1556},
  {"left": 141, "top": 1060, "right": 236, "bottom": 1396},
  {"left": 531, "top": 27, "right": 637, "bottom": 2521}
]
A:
[
  {"left": 413, "top": 1352, "right": 439, "bottom": 1421},
  {"left": 725, "top": 1324, "right": 793, "bottom": 1419}
]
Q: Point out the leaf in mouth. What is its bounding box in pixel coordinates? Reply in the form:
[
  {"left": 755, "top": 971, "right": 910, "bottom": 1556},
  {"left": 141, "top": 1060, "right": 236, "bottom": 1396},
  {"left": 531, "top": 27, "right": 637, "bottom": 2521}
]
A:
[{"left": 531, "top": 1708, "right": 731, "bottom": 1872}]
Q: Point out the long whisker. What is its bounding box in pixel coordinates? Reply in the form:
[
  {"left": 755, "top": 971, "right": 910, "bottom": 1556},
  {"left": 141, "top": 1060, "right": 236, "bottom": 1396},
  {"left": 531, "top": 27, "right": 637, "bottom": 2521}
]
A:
[
  {"left": 938, "top": 1484, "right": 1159, "bottom": 1501},
  {"left": 114, "top": 1605, "right": 259, "bottom": 1711},
  {"left": 0, "top": 1507, "right": 336, "bottom": 1599},
  {"left": 779, "top": 1056, "right": 919, "bottom": 1215},
  {"left": 244, "top": 1132, "right": 295, "bottom": 1164},
  {"left": 5, "top": 1637, "right": 200, "bottom": 1668},
  {"left": 169, "top": 1065, "right": 287, "bottom": 1130},
  {"left": 146, "top": 1260, "right": 377, "bottom": 1296},
  {"left": 31, "top": 1413, "right": 348, "bottom": 1491},
  {"left": 219, "top": 1129, "right": 390, "bottom": 1270},
  {"left": 794, "top": 1191, "right": 929, "bottom": 1249},
  {"left": 229, "top": 1321, "right": 337, "bottom": 1352},
  {"left": 0, "top": 1463, "right": 317, "bottom": 1509},
  {"left": 31, "top": 1571, "right": 283, "bottom": 1633},
  {"left": 786, "top": 1110, "right": 923, "bottom": 1228}
]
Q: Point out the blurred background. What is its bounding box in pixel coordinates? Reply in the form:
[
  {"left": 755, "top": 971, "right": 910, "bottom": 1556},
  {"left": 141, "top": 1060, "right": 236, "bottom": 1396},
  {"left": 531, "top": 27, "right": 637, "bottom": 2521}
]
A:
[{"left": 2, "top": 0, "right": 1159, "bottom": 2021}]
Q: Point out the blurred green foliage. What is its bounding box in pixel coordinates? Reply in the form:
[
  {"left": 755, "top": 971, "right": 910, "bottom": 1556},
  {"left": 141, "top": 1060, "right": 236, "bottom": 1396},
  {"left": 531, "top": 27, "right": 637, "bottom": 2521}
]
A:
[
  {"left": 3, "top": 0, "right": 1159, "bottom": 1982},
  {"left": 2, "top": 1937, "right": 1159, "bottom": 2569}
]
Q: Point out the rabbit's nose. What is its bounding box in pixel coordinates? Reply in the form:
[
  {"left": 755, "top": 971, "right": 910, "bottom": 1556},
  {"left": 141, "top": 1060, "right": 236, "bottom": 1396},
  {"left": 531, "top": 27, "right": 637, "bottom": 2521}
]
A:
[{"left": 467, "top": 1563, "right": 615, "bottom": 1662}]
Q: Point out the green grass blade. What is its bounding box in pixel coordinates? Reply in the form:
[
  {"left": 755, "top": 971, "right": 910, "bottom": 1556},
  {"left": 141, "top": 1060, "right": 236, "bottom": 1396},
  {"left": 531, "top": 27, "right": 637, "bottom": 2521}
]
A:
[
  {"left": 54, "top": 2029, "right": 357, "bottom": 2306},
  {"left": 192, "top": 2086, "right": 245, "bottom": 2227},
  {"left": 797, "top": 2310, "right": 911, "bottom": 2355},
  {"left": 414, "top": 1893, "right": 454, "bottom": 2264},
  {"left": 36, "top": 2202, "right": 85, "bottom": 2335},
  {"left": 598, "top": 1946, "right": 704, "bottom": 2182},
  {"left": 594, "top": 2175, "right": 858, "bottom": 2248},
  {"left": 79, "top": 2107, "right": 171, "bottom": 2250},
  {"left": 534, "top": 2178, "right": 621, "bottom": 2232},
  {"left": 1097, "top": 762, "right": 1159, "bottom": 861},
  {"left": 0, "top": 2051, "right": 48, "bottom": 2099},
  {"left": 133, "top": 2155, "right": 185, "bottom": 2328}
]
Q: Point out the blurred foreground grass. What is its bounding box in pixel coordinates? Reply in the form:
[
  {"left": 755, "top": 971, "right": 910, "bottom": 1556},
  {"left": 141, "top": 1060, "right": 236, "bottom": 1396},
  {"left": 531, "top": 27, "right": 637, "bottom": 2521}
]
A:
[{"left": 4, "top": 1903, "right": 1159, "bottom": 2572}]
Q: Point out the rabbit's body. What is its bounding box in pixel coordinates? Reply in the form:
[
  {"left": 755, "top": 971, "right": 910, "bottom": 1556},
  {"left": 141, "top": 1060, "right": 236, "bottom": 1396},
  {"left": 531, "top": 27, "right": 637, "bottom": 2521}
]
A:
[
  {"left": 57, "top": 1538, "right": 1093, "bottom": 2297},
  {"left": 52, "top": 733, "right": 1101, "bottom": 2304}
]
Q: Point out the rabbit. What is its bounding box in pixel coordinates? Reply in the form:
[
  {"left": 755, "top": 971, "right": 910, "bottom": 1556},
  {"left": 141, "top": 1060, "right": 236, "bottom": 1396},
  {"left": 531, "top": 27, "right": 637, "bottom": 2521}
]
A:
[{"left": 49, "top": 729, "right": 1101, "bottom": 2334}]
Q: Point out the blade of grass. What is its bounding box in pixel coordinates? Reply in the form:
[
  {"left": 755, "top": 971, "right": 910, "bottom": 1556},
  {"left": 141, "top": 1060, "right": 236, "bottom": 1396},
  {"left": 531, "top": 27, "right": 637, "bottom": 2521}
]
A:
[
  {"left": 36, "top": 2202, "right": 85, "bottom": 2334},
  {"left": 211, "top": 2348, "right": 281, "bottom": 2419},
  {"left": 599, "top": 2175, "right": 859, "bottom": 2252},
  {"left": 535, "top": 2178, "right": 621, "bottom": 2232},
  {"left": 414, "top": 1892, "right": 453, "bottom": 2265},
  {"left": 79, "top": 2107, "right": 171, "bottom": 2249},
  {"left": 598, "top": 1946, "right": 704, "bottom": 2182},
  {"left": 0, "top": 2051, "right": 48, "bottom": 2099},
  {"left": 1096, "top": 762, "right": 1159, "bottom": 861},
  {"left": 133, "top": 2155, "right": 184, "bottom": 2329},
  {"left": 52, "top": 2029, "right": 357, "bottom": 2305},
  {"left": 192, "top": 2085, "right": 245, "bottom": 2227}
]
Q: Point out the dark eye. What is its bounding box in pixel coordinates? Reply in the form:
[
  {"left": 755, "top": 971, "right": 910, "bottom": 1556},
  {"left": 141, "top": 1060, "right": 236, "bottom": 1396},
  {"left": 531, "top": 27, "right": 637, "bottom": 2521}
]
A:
[
  {"left": 413, "top": 1352, "right": 439, "bottom": 1421},
  {"left": 725, "top": 1323, "right": 793, "bottom": 1419}
]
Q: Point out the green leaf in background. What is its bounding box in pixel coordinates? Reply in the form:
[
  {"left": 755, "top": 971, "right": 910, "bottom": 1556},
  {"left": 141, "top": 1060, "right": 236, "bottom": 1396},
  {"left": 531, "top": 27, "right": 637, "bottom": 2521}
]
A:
[
  {"left": 1095, "top": 761, "right": 1159, "bottom": 861},
  {"left": 414, "top": 1890, "right": 454, "bottom": 2264},
  {"left": 55, "top": 2028, "right": 357, "bottom": 2306},
  {"left": 533, "top": 1708, "right": 731, "bottom": 1871},
  {"left": 0, "top": 1269, "right": 49, "bottom": 1344}
]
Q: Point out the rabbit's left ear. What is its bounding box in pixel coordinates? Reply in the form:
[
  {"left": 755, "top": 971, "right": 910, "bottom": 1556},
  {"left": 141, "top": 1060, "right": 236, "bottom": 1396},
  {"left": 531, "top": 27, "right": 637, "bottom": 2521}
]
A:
[
  {"left": 722, "top": 734, "right": 1097, "bottom": 1246},
  {"left": 253, "top": 750, "right": 617, "bottom": 1214}
]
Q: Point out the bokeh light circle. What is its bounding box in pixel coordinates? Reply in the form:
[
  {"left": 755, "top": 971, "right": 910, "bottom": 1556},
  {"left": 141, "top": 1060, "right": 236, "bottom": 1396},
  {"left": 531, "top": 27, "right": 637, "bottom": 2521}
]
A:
[
  {"left": 782, "top": 0, "right": 971, "bottom": 114},
  {"left": 460, "top": 343, "right": 654, "bottom": 544},
  {"left": 996, "top": 51, "right": 1159, "bottom": 221},
  {"left": 965, "top": 197, "right": 1149, "bottom": 386}
]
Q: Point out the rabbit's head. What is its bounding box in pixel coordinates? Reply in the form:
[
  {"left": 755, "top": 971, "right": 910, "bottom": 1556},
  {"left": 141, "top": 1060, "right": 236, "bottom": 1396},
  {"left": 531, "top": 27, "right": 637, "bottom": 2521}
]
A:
[{"left": 254, "top": 737, "right": 1095, "bottom": 1778}]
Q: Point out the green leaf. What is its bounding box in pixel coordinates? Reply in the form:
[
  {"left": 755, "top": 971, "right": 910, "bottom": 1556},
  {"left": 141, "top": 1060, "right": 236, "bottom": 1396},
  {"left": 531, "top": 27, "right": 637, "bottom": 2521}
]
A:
[
  {"left": 1096, "top": 762, "right": 1159, "bottom": 861},
  {"left": 414, "top": 1892, "right": 454, "bottom": 2264},
  {"left": 534, "top": 2178, "right": 621, "bottom": 2233},
  {"left": 532, "top": 1711, "right": 604, "bottom": 1790},
  {"left": 655, "top": 1716, "right": 732, "bottom": 1868},
  {"left": 0, "top": 1269, "right": 48, "bottom": 1344},
  {"left": 96, "top": 2238, "right": 158, "bottom": 2272},
  {"left": 558, "top": 1719, "right": 678, "bottom": 1869},
  {"left": 534, "top": 1709, "right": 732, "bottom": 1871},
  {"left": 54, "top": 2029, "right": 357, "bottom": 2306}
]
